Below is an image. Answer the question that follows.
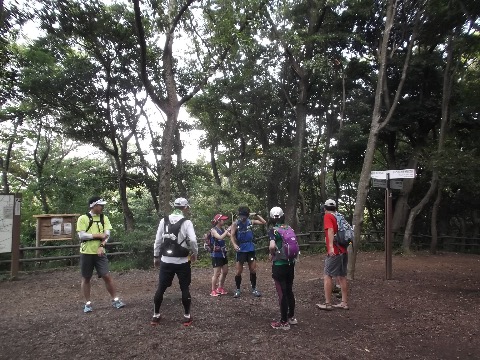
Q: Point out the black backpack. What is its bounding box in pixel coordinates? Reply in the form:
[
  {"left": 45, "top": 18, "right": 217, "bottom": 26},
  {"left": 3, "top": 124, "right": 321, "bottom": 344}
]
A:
[
  {"left": 160, "top": 216, "right": 189, "bottom": 257},
  {"left": 82, "top": 213, "right": 105, "bottom": 242}
]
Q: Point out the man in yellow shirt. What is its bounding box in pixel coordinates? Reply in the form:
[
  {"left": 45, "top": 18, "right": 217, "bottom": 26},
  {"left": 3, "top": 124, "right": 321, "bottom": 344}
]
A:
[{"left": 77, "top": 196, "right": 125, "bottom": 313}]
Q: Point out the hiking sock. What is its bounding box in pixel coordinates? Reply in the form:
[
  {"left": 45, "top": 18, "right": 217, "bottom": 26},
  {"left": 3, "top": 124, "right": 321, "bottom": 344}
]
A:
[
  {"left": 235, "top": 275, "right": 242, "bottom": 289},
  {"left": 250, "top": 273, "right": 257, "bottom": 289}
]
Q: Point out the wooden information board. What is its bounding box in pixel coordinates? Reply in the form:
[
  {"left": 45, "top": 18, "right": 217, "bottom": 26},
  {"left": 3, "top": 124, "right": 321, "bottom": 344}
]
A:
[{"left": 33, "top": 214, "right": 80, "bottom": 242}]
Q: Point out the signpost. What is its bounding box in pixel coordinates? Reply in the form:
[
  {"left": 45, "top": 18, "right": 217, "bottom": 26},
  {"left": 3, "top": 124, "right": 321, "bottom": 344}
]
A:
[
  {"left": 371, "top": 169, "right": 416, "bottom": 280},
  {"left": 372, "top": 179, "right": 404, "bottom": 190},
  {"left": 11, "top": 194, "right": 21, "bottom": 278}
]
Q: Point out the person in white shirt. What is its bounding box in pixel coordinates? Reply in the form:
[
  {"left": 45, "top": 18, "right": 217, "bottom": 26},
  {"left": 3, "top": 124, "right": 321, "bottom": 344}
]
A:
[{"left": 151, "top": 197, "right": 198, "bottom": 326}]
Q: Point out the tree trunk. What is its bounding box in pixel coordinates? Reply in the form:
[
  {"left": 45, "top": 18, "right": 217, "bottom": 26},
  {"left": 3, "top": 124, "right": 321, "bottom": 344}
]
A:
[
  {"left": 285, "top": 75, "right": 308, "bottom": 227},
  {"left": 349, "top": 0, "right": 403, "bottom": 279},
  {"left": 430, "top": 183, "right": 442, "bottom": 254},
  {"left": 403, "top": 32, "right": 455, "bottom": 252},
  {"left": 119, "top": 171, "right": 135, "bottom": 232},
  {"left": 391, "top": 158, "right": 418, "bottom": 233},
  {"left": 157, "top": 16, "right": 181, "bottom": 215},
  {"left": 1, "top": 119, "right": 19, "bottom": 194},
  {"left": 210, "top": 144, "right": 221, "bottom": 187},
  {"left": 133, "top": 129, "right": 159, "bottom": 212}
]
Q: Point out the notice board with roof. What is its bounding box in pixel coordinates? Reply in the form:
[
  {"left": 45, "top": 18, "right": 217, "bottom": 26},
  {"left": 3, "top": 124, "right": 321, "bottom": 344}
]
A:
[{"left": 33, "top": 214, "right": 80, "bottom": 243}]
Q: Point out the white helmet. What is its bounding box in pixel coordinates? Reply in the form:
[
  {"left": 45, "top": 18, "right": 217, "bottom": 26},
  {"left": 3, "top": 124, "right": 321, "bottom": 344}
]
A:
[{"left": 270, "top": 206, "right": 284, "bottom": 218}]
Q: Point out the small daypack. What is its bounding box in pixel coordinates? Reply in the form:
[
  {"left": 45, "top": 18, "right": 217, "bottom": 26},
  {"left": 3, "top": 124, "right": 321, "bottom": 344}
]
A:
[
  {"left": 204, "top": 229, "right": 227, "bottom": 255},
  {"left": 333, "top": 212, "right": 354, "bottom": 248},
  {"left": 203, "top": 232, "right": 213, "bottom": 252},
  {"left": 161, "top": 216, "right": 189, "bottom": 257},
  {"left": 273, "top": 225, "right": 300, "bottom": 260}
]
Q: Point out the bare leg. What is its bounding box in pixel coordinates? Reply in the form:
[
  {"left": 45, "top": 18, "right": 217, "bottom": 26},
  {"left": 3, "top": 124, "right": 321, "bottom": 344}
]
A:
[
  {"left": 336, "top": 276, "right": 348, "bottom": 304},
  {"left": 235, "top": 261, "right": 243, "bottom": 276},
  {"left": 219, "top": 264, "right": 228, "bottom": 288},
  {"left": 102, "top": 273, "right": 117, "bottom": 299},
  {"left": 81, "top": 277, "right": 92, "bottom": 302},
  {"left": 324, "top": 274, "right": 333, "bottom": 304},
  {"left": 211, "top": 267, "right": 221, "bottom": 291}
]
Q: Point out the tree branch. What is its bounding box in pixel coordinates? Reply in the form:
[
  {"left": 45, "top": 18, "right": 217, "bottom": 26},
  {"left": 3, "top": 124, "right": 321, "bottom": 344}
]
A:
[
  {"left": 132, "top": 0, "right": 167, "bottom": 112},
  {"left": 179, "top": 0, "right": 270, "bottom": 105}
]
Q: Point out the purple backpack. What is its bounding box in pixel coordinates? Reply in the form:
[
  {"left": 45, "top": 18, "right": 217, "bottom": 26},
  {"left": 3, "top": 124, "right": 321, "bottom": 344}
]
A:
[{"left": 274, "top": 226, "right": 300, "bottom": 260}]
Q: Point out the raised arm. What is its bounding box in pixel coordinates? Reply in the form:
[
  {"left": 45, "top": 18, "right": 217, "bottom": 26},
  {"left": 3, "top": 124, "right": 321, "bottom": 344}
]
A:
[
  {"left": 211, "top": 227, "right": 231, "bottom": 240},
  {"left": 252, "top": 213, "right": 266, "bottom": 225}
]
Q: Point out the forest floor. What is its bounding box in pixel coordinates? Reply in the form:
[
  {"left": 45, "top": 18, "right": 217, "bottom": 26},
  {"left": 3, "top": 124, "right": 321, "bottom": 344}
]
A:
[{"left": 0, "top": 251, "right": 479, "bottom": 360}]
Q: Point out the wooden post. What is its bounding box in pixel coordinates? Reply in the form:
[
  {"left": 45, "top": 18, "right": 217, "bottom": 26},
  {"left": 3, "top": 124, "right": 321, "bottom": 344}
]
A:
[
  {"left": 385, "top": 175, "right": 393, "bottom": 280},
  {"left": 35, "top": 217, "right": 41, "bottom": 258},
  {"left": 11, "top": 193, "right": 22, "bottom": 279}
]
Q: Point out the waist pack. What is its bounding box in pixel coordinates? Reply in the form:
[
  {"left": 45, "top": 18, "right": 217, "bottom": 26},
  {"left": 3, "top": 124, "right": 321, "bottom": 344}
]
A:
[{"left": 161, "top": 217, "right": 189, "bottom": 257}]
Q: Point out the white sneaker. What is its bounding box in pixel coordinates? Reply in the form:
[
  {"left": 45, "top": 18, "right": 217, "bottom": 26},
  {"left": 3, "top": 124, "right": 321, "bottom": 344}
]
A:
[{"left": 288, "top": 317, "right": 298, "bottom": 325}]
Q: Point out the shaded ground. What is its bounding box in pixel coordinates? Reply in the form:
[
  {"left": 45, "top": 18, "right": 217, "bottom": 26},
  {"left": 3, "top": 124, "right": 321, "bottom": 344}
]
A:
[{"left": 1, "top": 251, "right": 479, "bottom": 360}]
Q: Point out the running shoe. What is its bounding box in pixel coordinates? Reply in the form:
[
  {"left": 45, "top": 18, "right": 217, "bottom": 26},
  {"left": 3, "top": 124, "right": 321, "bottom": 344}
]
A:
[
  {"left": 288, "top": 317, "right": 298, "bottom": 325},
  {"left": 83, "top": 302, "right": 93, "bottom": 313},
  {"left": 210, "top": 290, "right": 219, "bottom": 297},
  {"left": 233, "top": 289, "right": 241, "bottom": 298},
  {"left": 150, "top": 315, "right": 161, "bottom": 326},
  {"left": 271, "top": 321, "right": 290, "bottom": 330},
  {"left": 112, "top": 298, "right": 126, "bottom": 309},
  {"left": 183, "top": 315, "right": 193, "bottom": 327},
  {"left": 216, "top": 287, "right": 228, "bottom": 295},
  {"left": 252, "top": 288, "right": 262, "bottom": 297}
]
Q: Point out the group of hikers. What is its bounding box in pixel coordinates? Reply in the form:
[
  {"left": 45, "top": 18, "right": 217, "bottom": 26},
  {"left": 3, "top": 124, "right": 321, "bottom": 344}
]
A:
[{"left": 76, "top": 196, "right": 351, "bottom": 330}]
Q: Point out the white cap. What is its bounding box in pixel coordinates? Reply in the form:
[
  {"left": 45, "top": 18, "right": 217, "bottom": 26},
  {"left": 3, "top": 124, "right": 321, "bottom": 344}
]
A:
[
  {"left": 173, "top": 197, "right": 190, "bottom": 208},
  {"left": 324, "top": 199, "right": 336, "bottom": 207},
  {"left": 270, "top": 206, "right": 284, "bottom": 218}
]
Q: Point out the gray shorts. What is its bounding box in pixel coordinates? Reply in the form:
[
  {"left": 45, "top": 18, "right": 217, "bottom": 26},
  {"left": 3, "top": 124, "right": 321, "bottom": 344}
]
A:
[
  {"left": 324, "top": 253, "right": 348, "bottom": 277},
  {"left": 80, "top": 253, "right": 109, "bottom": 278}
]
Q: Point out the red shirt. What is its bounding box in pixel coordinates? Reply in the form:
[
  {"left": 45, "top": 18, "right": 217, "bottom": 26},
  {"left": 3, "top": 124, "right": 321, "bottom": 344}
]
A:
[{"left": 324, "top": 212, "right": 346, "bottom": 255}]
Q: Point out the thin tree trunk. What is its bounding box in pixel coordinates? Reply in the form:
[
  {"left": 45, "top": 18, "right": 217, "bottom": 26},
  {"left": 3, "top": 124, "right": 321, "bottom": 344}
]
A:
[
  {"left": 33, "top": 124, "right": 51, "bottom": 214},
  {"left": 349, "top": 0, "right": 418, "bottom": 279},
  {"left": 285, "top": 75, "right": 308, "bottom": 227},
  {"left": 430, "top": 183, "right": 442, "bottom": 254},
  {"left": 403, "top": 32, "right": 455, "bottom": 252},
  {"left": 1, "top": 119, "right": 19, "bottom": 194},
  {"left": 391, "top": 158, "right": 418, "bottom": 232},
  {"left": 210, "top": 144, "right": 221, "bottom": 187},
  {"left": 174, "top": 126, "right": 187, "bottom": 197}
]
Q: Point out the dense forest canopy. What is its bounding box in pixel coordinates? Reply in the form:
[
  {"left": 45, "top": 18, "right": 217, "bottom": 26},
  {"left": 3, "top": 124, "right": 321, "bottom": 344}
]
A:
[{"left": 1, "top": 0, "right": 479, "bottom": 273}]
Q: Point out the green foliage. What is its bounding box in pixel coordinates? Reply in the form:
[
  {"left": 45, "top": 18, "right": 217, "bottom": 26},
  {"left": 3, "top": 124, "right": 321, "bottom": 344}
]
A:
[
  {"left": 114, "top": 228, "right": 155, "bottom": 270},
  {"left": 1, "top": 0, "right": 480, "bottom": 269}
]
